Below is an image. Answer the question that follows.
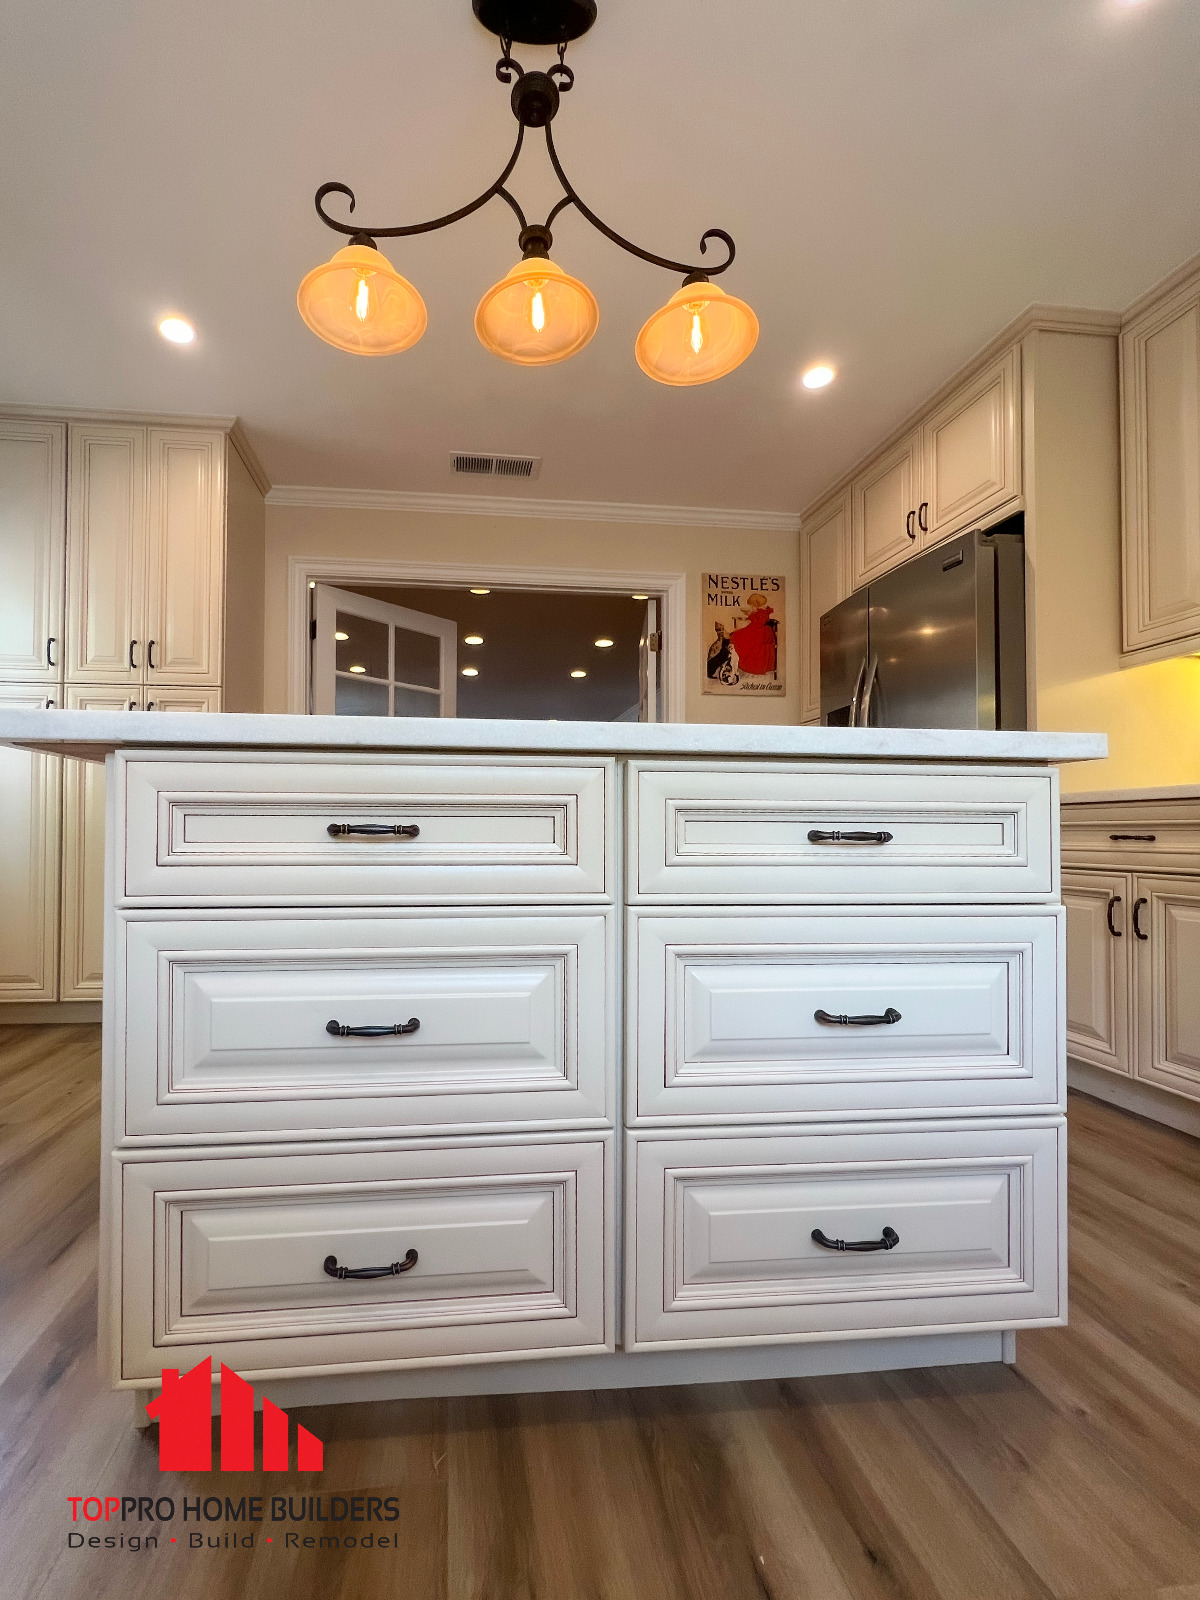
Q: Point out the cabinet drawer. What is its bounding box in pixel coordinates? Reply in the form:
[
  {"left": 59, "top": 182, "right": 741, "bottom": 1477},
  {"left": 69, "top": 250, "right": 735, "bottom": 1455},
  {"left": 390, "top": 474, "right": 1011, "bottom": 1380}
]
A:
[
  {"left": 117, "top": 753, "right": 612, "bottom": 903},
  {"left": 1061, "top": 802, "right": 1200, "bottom": 872},
  {"left": 629, "top": 910, "right": 1062, "bottom": 1122},
  {"left": 628, "top": 763, "right": 1056, "bottom": 902},
  {"left": 117, "top": 911, "right": 614, "bottom": 1140},
  {"left": 118, "top": 1134, "right": 612, "bottom": 1382},
  {"left": 628, "top": 1121, "right": 1063, "bottom": 1349}
]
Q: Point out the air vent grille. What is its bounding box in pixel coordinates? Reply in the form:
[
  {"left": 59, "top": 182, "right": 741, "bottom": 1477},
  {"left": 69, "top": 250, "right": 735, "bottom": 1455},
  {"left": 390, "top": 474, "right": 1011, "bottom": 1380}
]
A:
[{"left": 452, "top": 452, "right": 541, "bottom": 480}]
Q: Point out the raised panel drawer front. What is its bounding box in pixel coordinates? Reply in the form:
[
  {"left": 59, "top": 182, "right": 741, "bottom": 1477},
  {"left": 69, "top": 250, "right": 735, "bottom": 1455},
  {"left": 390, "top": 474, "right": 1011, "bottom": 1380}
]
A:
[
  {"left": 1061, "top": 800, "right": 1200, "bottom": 872},
  {"left": 118, "top": 753, "right": 612, "bottom": 903},
  {"left": 628, "top": 1121, "right": 1064, "bottom": 1350},
  {"left": 118, "top": 1134, "right": 611, "bottom": 1382},
  {"left": 630, "top": 910, "right": 1062, "bottom": 1121},
  {"left": 629, "top": 763, "right": 1056, "bottom": 903},
  {"left": 118, "top": 910, "right": 614, "bottom": 1139}
]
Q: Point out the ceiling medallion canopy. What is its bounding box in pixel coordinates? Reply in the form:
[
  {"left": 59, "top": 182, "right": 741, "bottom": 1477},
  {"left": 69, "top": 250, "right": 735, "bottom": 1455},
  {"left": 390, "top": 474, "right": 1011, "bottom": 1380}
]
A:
[{"left": 296, "top": 0, "right": 757, "bottom": 385}]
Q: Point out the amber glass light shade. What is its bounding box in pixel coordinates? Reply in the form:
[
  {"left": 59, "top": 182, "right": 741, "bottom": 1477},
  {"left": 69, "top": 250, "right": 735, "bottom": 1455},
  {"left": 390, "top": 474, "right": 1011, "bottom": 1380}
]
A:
[
  {"left": 475, "top": 258, "right": 599, "bottom": 365},
  {"left": 297, "top": 243, "right": 428, "bottom": 356},
  {"left": 635, "top": 280, "right": 758, "bottom": 386}
]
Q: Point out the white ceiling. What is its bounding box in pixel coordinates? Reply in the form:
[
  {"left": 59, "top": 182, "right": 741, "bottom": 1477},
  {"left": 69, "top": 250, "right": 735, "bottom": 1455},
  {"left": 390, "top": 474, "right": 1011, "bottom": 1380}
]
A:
[{"left": 2, "top": 0, "right": 1198, "bottom": 513}]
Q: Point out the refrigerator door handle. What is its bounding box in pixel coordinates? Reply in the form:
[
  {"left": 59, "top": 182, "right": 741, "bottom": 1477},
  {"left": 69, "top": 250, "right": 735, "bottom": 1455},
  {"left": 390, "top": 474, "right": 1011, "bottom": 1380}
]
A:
[
  {"left": 847, "top": 656, "right": 868, "bottom": 726},
  {"left": 858, "top": 653, "right": 879, "bottom": 726}
]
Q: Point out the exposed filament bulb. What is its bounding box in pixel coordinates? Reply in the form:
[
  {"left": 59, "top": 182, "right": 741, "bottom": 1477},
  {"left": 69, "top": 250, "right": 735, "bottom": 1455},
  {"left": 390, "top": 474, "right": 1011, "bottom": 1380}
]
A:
[
  {"left": 354, "top": 274, "right": 372, "bottom": 323},
  {"left": 689, "top": 307, "right": 705, "bottom": 355},
  {"left": 529, "top": 284, "right": 546, "bottom": 333}
]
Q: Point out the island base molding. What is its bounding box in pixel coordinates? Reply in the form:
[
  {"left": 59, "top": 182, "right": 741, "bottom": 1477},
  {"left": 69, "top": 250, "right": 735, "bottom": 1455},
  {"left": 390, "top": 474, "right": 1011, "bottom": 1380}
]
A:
[
  {"left": 1068, "top": 1057, "right": 1200, "bottom": 1139},
  {"left": 132, "top": 1329, "right": 1018, "bottom": 1422}
]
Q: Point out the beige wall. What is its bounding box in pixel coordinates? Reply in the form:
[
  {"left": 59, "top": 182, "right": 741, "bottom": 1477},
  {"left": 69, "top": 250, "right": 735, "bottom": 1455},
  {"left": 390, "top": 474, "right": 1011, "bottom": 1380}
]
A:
[
  {"left": 1026, "top": 329, "right": 1200, "bottom": 792},
  {"left": 224, "top": 445, "right": 266, "bottom": 713},
  {"left": 262, "top": 504, "right": 800, "bottom": 722}
]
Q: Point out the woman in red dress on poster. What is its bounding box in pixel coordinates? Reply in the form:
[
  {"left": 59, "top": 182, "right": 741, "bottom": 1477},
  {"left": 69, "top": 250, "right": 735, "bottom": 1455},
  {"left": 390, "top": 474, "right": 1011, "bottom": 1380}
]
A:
[{"left": 729, "top": 592, "right": 777, "bottom": 676}]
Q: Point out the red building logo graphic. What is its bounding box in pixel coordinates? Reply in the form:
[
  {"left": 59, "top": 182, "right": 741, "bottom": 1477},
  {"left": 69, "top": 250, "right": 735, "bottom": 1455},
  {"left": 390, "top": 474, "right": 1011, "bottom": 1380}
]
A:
[{"left": 145, "top": 1359, "right": 324, "bottom": 1472}]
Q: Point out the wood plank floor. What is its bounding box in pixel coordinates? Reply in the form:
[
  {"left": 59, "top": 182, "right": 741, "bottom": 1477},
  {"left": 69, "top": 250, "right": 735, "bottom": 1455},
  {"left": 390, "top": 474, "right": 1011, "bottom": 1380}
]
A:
[{"left": 2, "top": 1023, "right": 1199, "bottom": 1600}]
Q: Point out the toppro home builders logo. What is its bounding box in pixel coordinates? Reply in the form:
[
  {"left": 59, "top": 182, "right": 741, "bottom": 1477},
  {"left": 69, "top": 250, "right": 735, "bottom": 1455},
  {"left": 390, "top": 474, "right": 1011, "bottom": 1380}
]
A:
[{"left": 66, "top": 1360, "right": 416, "bottom": 1556}]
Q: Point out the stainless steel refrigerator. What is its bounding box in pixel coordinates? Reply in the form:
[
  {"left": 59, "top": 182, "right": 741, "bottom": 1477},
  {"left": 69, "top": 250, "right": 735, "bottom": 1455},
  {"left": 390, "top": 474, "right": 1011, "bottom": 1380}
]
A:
[{"left": 820, "top": 515, "right": 1027, "bottom": 729}]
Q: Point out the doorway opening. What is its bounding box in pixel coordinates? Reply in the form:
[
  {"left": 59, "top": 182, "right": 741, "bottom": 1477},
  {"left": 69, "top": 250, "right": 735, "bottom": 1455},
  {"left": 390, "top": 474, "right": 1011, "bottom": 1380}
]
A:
[{"left": 311, "top": 582, "right": 662, "bottom": 722}]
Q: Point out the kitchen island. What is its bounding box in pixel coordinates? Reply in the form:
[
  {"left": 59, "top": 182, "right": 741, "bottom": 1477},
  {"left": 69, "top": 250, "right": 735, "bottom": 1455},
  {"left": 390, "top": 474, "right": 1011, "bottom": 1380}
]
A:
[{"left": 0, "top": 710, "right": 1104, "bottom": 1413}]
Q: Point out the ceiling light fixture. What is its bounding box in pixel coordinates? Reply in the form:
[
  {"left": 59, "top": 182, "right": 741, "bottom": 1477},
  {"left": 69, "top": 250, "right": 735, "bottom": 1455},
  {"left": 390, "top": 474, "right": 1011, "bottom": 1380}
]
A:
[
  {"left": 461, "top": 666, "right": 480, "bottom": 677},
  {"left": 594, "top": 637, "right": 614, "bottom": 648},
  {"left": 297, "top": 0, "right": 756, "bottom": 385},
  {"left": 348, "top": 664, "right": 367, "bottom": 674},
  {"left": 158, "top": 316, "right": 195, "bottom": 345},
  {"left": 469, "top": 587, "right": 491, "bottom": 595},
  {"left": 464, "top": 633, "right": 484, "bottom": 645},
  {"left": 801, "top": 364, "right": 835, "bottom": 390},
  {"left": 334, "top": 630, "right": 350, "bottom": 640},
  {"left": 631, "top": 593, "right": 649, "bottom": 601},
  {"left": 570, "top": 668, "right": 587, "bottom": 678}
]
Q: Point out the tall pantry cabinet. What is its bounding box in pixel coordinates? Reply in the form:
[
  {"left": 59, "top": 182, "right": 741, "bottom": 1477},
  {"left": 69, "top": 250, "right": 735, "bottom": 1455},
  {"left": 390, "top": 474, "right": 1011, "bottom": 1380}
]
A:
[{"left": 0, "top": 412, "right": 265, "bottom": 1006}]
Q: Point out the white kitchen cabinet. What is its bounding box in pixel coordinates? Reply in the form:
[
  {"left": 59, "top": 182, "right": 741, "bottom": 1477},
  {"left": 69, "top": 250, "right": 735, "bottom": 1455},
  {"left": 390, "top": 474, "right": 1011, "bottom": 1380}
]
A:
[
  {"left": 1134, "top": 875, "right": 1200, "bottom": 1103},
  {"left": 66, "top": 423, "right": 225, "bottom": 685},
  {"left": 66, "top": 425, "right": 146, "bottom": 684},
  {"left": 144, "top": 686, "right": 222, "bottom": 713},
  {"left": 1062, "top": 869, "right": 1133, "bottom": 1077},
  {"left": 0, "top": 420, "right": 66, "bottom": 684},
  {"left": 920, "top": 349, "right": 1020, "bottom": 545},
  {"left": 799, "top": 493, "right": 849, "bottom": 723},
  {"left": 850, "top": 429, "right": 922, "bottom": 588},
  {"left": 0, "top": 685, "right": 61, "bottom": 1000},
  {"left": 1121, "top": 273, "right": 1200, "bottom": 655},
  {"left": 145, "top": 430, "right": 225, "bottom": 685}
]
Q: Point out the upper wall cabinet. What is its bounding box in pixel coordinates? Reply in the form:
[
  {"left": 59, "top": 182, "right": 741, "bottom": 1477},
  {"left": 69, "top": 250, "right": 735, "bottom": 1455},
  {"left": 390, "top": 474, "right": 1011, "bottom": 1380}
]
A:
[
  {"left": 0, "top": 420, "right": 66, "bottom": 684},
  {"left": 67, "top": 424, "right": 224, "bottom": 685},
  {"left": 146, "top": 430, "right": 225, "bottom": 683},
  {"left": 850, "top": 429, "right": 922, "bottom": 589},
  {"left": 799, "top": 493, "right": 850, "bottom": 723},
  {"left": 1121, "top": 275, "right": 1200, "bottom": 656},
  {"left": 920, "top": 349, "right": 1019, "bottom": 547}
]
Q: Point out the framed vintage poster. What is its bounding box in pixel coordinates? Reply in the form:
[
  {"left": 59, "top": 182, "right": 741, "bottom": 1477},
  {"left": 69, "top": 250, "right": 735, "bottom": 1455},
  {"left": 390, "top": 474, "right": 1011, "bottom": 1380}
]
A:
[{"left": 702, "top": 573, "right": 785, "bottom": 695}]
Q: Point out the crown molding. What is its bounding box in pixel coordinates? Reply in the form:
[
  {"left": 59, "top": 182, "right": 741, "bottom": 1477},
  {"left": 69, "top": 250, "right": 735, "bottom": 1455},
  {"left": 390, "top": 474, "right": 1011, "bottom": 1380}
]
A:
[
  {"left": 226, "top": 419, "right": 271, "bottom": 497},
  {"left": 1121, "top": 245, "right": 1200, "bottom": 327},
  {"left": 266, "top": 483, "right": 801, "bottom": 532},
  {"left": 799, "top": 302, "right": 1124, "bottom": 524},
  {"left": 0, "top": 400, "right": 242, "bottom": 431}
]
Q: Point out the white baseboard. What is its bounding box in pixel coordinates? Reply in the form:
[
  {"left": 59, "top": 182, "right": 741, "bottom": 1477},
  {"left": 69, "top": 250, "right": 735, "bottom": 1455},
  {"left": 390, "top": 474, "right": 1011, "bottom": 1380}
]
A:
[
  {"left": 1068, "top": 1057, "right": 1200, "bottom": 1138},
  {"left": 0, "top": 1001, "right": 101, "bottom": 1024},
  {"left": 228, "top": 1330, "right": 1010, "bottom": 1413}
]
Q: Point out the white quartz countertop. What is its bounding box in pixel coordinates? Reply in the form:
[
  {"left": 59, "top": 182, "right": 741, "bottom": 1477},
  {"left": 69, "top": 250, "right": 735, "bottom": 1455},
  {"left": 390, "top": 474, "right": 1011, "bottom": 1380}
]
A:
[
  {"left": 1063, "top": 783, "right": 1200, "bottom": 804},
  {"left": 0, "top": 709, "right": 1108, "bottom": 764}
]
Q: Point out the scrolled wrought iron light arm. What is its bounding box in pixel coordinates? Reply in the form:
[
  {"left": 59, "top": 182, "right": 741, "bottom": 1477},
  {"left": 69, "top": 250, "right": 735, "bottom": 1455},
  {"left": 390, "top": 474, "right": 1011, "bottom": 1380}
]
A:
[{"left": 311, "top": 43, "right": 736, "bottom": 286}]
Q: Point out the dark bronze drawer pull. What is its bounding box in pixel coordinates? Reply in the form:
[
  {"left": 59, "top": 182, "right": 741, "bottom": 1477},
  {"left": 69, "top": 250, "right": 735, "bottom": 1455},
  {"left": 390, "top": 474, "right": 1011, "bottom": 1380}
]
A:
[
  {"left": 326, "top": 1018, "right": 420, "bottom": 1037},
  {"left": 812, "top": 1226, "right": 900, "bottom": 1253},
  {"left": 323, "top": 1250, "right": 418, "bottom": 1280},
  {"left": 1109, "top": 833, "right": 1156, "bottom": 842},
  {"left": 1133, "top": 898, "right": 1149, "bottom": 941},
  {"left": 807, "top": 829, "right": 894, "bottom": 845},
  {"left": 327, "top": 822, "right": 420, "bottom": 837},
  {"left": 815, "top": 1007, "right": 901, "bottom": 1027},
  {"left": 1106, "top": 895, "right": 1123, "bottom": 937}
]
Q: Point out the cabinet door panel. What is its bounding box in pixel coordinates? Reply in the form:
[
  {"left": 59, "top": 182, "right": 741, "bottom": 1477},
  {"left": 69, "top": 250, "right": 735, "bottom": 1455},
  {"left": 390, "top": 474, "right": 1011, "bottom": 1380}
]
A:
[
  {"left": 66, "top": 426, "right": 145, "bottom": 682},
  {"left": 1135, "top": 875, "right": 1200, "bottom": 1102},
  {"left": 851, "top": 431, "right": 920, "bottom": 588},
  {"left": 800, "top": 495, "right": 849, "bottom": 723},
  {"left": 0, "top": 686, "right": 60, "bottom": 1000},
  {"left": 144, "top": 686, "right": 222, "bottom": 713},
  {"left": 60, "top": 688, "right": 142, "bottom": 1000},
  {"left": 1122, "top": 292, "right": 1200, "bottom": 652},
  {"left": 0, "top": 420, "right": 66, "bottom": 682},
  {"left": 922, "top": 350, "right": 1019, "bottom": 543},
  {"left": 145, "top": 430, "right": 224, "bottom": 684},
  {"left": 1062, "top": 870, "right": 1133, "bottom": 1076}
]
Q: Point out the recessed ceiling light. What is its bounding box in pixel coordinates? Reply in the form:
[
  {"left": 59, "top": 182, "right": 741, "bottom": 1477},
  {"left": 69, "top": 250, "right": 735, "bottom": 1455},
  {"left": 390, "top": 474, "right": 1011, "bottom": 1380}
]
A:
[
  {"left": 594, "top": 637, "right": 614, "bottom": 648},
  {"left": 469, "top": 587, "right": 491, "bottom": 595},
  {"left": 158, "top": 315, "right": 196, "bottom": 345},
  {"left": 631, "top": 593, "right": 649, "bottom": 601},
  {"left": 334, "top": 630, "right": 349, "bottom": 641},
  {"left": 348, "top": 664, "right": 366, "bottom": 674},
  {"left": 461, "top": 666, "right": 479, "bottom": 677},
  {"left": 801, "top": 364, "right": 835, "bottom": 390},
  {"left": 463, "top": 634, "right": 484, "bottom": 646},
  {"left": 570, "top": 669, "right": 587, "bottom": 678}
]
